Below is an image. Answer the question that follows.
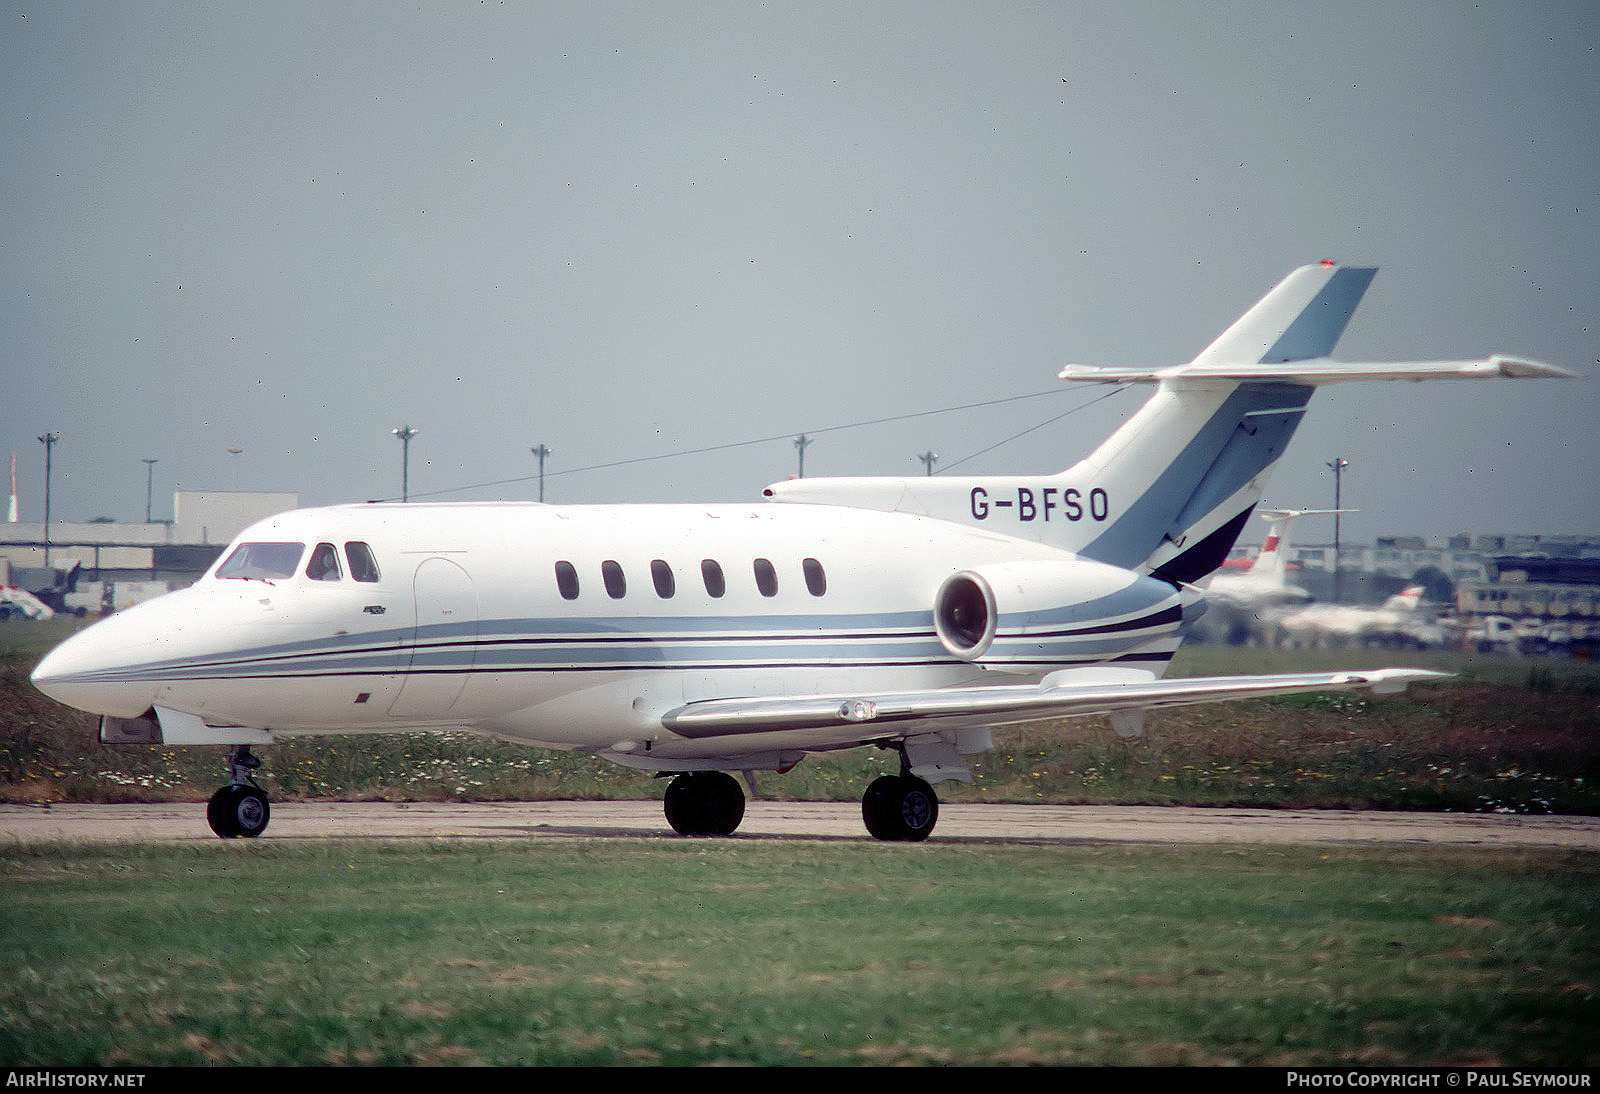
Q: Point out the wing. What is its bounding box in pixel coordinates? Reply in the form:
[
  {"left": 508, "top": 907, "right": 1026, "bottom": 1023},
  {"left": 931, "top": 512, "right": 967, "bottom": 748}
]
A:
[{"left": 661, "top": 667, "right": 1447, "bottom": 741}]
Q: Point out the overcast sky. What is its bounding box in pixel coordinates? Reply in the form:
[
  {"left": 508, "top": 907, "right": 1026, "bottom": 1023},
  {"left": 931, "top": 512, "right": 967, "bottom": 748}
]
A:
[{"left": 3, "top": 1, "right": 1596, "bottom": 545}]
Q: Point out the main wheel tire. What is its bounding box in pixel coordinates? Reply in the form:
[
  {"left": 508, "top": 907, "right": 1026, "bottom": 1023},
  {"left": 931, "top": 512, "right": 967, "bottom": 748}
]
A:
[
  {"left": 207, "top": 786, "right": 239, "bottom": 838},
  {"left": 664, "top": 771, "right": 746, "bottom": 836},
  {"left": 862, "top": 775, "right": 939, "bottom": 842},
  {"left": 208, "top": 785, "right": 270, "bottom": 839}
]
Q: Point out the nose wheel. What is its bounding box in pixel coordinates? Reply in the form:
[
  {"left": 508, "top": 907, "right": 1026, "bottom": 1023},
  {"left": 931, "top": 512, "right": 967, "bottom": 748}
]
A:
[{"left": 207, "top": 746, "right": 271, "bottom": 839}]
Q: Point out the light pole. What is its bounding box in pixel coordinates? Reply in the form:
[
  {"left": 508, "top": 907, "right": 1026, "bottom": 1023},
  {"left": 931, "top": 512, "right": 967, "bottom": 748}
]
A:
[
  {"left": 142, "top": 458, "right": 158, "bottom": 523},
  {"left": 227, "top": 448, "right": 243, "bottom": 491},
  {"left": 1327, "top": 457, "right": 1349, "bottom": 602},
  {"left": 917, "top": 450, "right": 939, "bottom": 476},
  {"left": 38, "top": 433, "right": 57, "bottom": 566},
  {"left": 392, "top": 426, "right": 418, "bottom": 502},
  {"left": 793, "top": 434, "right": 813, "bottom": 478},
  {"left": 530, "top": 444, "right": 552, "bottom": 502}
]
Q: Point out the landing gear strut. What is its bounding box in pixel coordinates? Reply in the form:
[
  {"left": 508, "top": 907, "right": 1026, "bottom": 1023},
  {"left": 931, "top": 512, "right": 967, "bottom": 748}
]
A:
[
  {"left": 207, "top": 745, "right": 271, "bottom": 839},
  {"left": 663, "top": 771, "right": 746, "bottom": 836},
  {"left": 861, "top": 746, "right": 939, "bottom": 842}
]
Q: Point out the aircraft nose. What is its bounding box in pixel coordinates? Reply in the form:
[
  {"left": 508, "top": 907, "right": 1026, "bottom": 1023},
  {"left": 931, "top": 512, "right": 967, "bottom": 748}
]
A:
[{"left": 31, "top": 613, "right": 162, "bottom": 718}]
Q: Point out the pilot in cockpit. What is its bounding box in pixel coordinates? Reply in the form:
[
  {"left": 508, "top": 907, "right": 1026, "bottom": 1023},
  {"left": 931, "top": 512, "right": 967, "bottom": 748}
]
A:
[{"left": 305, "top": 542, "right": 342, "bottom": 582}]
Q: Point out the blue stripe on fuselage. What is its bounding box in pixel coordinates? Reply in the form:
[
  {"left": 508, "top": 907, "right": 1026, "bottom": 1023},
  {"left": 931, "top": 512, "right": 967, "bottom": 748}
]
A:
[{"left": 48, "top": 595, "right": 1185, "bottom": 685}]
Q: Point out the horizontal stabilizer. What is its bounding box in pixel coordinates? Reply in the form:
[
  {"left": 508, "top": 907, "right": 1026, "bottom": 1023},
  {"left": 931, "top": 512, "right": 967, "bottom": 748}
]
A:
[
  {"left": 662, "top": 668, "right": 1448, "bottom": 739},
  {"left": 1058, "top": 355, "right": 1575, "bottom": 385}
]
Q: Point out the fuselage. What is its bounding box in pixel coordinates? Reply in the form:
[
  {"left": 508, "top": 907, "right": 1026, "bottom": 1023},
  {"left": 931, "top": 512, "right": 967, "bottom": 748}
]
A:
[{"left": 31, "top": 500, "right": 1190, "bottom": 761}]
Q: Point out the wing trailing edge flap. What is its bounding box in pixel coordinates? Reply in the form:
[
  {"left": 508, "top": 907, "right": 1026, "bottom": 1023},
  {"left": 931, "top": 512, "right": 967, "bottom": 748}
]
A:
[{"left": 660, "top": 668, "right": 1449, "bottom": 742}]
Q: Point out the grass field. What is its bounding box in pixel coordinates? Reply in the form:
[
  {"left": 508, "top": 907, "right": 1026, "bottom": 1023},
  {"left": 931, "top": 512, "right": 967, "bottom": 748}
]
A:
[
  {"left": 3, "top": 840, "right": 1596, "bottom": 1066},
  {"left": 3, "top": 621, "right": 1598, "bottom": 1067}
]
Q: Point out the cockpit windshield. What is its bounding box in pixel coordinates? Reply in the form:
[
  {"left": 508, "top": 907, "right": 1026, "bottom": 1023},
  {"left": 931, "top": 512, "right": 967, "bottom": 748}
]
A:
[{"left": 215, "top": 542, "right": 305, "bottom": 581}]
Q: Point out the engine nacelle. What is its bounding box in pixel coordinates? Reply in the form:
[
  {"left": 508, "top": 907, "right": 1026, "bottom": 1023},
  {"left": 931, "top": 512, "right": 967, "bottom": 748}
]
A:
[{"left": 933, "top": 558, "right": 1184, "bottom": 665}]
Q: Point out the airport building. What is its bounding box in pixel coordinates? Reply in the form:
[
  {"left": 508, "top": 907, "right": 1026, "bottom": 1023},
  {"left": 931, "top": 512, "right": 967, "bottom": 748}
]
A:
[
  {"left": 1, "top": 491, "right": 298, "bottom": 615},
  {"left": 1457, "top": 556, "right": 1600, "bottom": 656}
]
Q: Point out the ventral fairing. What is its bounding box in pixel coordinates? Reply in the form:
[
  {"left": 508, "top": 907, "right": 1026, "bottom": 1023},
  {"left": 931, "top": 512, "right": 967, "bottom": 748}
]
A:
[{"left": 31, "top": 262, "right": 1573, "bottom": 840}]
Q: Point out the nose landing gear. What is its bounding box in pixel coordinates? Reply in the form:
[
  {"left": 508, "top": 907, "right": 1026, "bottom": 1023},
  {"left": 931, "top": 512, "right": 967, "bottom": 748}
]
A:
[{"left": 207, "top": 746, "right": 271, "bottom": 839}]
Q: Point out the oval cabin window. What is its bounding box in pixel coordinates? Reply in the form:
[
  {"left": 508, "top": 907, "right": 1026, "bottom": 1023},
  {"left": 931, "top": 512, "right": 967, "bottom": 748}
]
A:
[
  {"left": 701, "top": 560, "right": 725, "bottom": 598},
  {"left": 753, "top": 558, "right": 778, "bottom": 598},
  {"left": 602, "top": 560, "right": 627, "bottom": 599},
  {"left": 803, "top": 557, "right": 827, "bottom": 597},
  {"left": 555, "top": 561, "right": 580, "bottom": 600},
  {"left": 651, "top": 559, "right": 675, "bottom": 598}
]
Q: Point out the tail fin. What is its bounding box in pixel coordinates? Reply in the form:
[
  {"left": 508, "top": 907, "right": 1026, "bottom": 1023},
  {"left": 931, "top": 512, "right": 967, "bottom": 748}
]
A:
[
  {"left": 1382, "top": 586, "right": 1427, "bottom": 612},
  {"left": 1194, "top": 261, "right": 1376, "bottom": 366},
  {"left": 765, "top": 263, "right": 1571, "bottom": 582},
  {"left": 1248, "top": 508, "right": 1353, "bottom": 586},
  {"left": 1059, "top": 263, "right": 1572, "bottom": 583}
]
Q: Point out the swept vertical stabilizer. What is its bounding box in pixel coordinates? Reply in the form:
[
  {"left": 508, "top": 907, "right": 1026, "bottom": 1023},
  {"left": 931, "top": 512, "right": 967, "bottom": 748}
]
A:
[{"left": 768, "top": 263, "right": 1571, "bottom": 588}]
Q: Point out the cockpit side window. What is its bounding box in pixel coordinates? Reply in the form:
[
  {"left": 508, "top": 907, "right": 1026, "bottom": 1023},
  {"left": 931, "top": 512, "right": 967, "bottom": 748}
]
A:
[
  {"left": 344, "top": 541, "right": 381, "bottom": 583},
  {"left": 216, "top": 542, "right": 305, "bottom": 581},
  {"left": 306, "top": 543, "right": 342, "bottom": 582}
]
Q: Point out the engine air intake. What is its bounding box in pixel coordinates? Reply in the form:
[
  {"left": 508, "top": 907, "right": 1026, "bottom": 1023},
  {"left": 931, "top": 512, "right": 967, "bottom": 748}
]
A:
[{"left": 934, "top": 572, "right": 996, "bottom": 660}]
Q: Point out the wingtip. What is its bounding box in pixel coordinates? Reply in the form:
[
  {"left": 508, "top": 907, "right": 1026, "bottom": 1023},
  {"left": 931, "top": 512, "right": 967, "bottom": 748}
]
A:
[
  {"left": 1365, "top": 668, "right": 1454, "bottom": 695},
  {"left": 1488, "top": 355, "right": 1579, "bottom": 380}
]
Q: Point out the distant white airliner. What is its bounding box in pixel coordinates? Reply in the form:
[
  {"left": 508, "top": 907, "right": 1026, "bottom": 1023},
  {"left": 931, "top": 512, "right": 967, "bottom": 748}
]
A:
[
  {"left": 1276, "top": 585, "right": 1447, "bottom": 649},
  {"left": 30, "top": 262, "right": 1572, "bottom": 840}
]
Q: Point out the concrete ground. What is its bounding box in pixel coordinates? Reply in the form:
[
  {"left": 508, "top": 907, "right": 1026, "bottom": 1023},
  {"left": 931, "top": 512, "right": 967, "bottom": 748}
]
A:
[{"left": 3, "top": 800, "right": 1597, "bottom": 848}]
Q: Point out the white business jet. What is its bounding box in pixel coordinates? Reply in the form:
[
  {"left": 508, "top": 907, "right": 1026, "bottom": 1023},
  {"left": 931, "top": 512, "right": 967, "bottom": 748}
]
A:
[{"left": 30, "top": 262, "right": 1571, "bottom": 841}]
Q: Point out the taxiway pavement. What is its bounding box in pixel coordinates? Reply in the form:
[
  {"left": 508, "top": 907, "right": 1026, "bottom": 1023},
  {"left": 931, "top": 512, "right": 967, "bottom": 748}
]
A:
[{"left": 2, "top": 800, "right": 1597, "bottom": 849}]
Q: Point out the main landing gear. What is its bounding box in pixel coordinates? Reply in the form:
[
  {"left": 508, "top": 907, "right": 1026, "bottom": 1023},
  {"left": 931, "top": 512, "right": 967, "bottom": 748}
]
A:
[
  {"left": 661, "top": 747, "right": 942, "bottom": 842},
  {"left": 860, "top": 743, "right": 939, "bottom": 841},
  {"left": 663, "top": 771, "right": 746, "bottom": 836},
  {"left": 207, "top": 745, "right": 271, "bottom": 839},
  {"left": 861, "top": 771, "right": 939, "bottom": 842}
]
